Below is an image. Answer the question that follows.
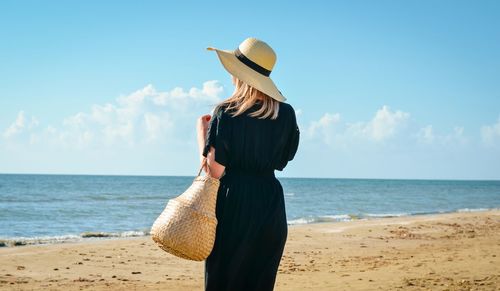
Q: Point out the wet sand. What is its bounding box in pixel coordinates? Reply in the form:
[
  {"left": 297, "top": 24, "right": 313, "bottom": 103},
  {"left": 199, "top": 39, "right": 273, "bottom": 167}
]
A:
[{"left": 1, "top": 210, "right": 499, "bottom": 290}]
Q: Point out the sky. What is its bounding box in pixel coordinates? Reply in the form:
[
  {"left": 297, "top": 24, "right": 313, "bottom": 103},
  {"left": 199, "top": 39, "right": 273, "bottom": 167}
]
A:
[{"left": 0, "top": 0, "right": 499, "bottom": 180}]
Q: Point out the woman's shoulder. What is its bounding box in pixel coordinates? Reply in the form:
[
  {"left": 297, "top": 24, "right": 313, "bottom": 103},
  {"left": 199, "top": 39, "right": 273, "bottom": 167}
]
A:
[
  {"left": 279, "top": 101, "right": 295, "bottom": 110},
  {"left": 279, "top": 102, "right": 297, "bottom": 119},
  {"left": 213, "top": 103, "right": 230, "bottom": 117}
]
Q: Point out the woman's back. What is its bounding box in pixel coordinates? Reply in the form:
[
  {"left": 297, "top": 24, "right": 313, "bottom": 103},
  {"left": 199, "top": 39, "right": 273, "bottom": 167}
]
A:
[{"left": 203, "top": 100, "right": 299, "bottom": 175}]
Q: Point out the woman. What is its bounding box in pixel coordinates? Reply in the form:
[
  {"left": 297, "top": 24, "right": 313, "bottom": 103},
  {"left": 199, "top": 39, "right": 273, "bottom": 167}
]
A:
[{"left": 196, "top": 37, "right": 300, "bottom": 291}]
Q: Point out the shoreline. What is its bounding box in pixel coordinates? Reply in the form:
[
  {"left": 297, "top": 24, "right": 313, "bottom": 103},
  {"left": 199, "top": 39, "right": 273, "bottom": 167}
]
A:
[
  {"left": 1, "top": 208, "right": 499, "bottom": 248},
  {"left": 1, "top": 210, "right": 499, "bottom": 290}
]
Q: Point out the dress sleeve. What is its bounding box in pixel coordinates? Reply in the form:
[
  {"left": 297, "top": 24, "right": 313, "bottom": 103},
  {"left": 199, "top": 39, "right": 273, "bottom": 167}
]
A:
[
  {"left": 202, "top": 106, "right": 230, "bottom": 167},
  {"left": 276, "top": 106, "right": 300, "bottom": 171},
  {"left": 286, "top": 108, "right": 300, "bottom": 162}
]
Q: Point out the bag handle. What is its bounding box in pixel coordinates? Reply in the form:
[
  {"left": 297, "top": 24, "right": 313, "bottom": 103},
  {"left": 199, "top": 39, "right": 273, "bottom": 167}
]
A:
[{"left": 197, "top": 157, "right": 210, "bottom": 177}]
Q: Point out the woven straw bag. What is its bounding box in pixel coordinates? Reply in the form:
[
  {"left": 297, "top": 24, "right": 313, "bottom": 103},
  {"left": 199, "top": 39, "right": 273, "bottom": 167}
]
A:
[{"left": 150, "top": 158, "right": 220, "bottom": 261}]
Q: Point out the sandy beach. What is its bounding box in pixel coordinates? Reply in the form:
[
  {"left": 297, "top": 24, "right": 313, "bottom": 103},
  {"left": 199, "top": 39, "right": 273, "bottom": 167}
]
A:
[{"left": 1, "top": 210, "right": 498, "bottom": 290}]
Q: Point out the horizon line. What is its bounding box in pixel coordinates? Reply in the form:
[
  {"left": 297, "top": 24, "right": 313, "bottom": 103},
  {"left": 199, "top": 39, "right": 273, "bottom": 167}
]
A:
[{"left": 0, "top": 172, "right": 499, "bottom": 182}]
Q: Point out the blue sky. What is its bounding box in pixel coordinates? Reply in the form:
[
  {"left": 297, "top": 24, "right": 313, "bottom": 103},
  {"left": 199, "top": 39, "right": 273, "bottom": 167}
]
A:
[{"left": 1, "top": 0, "right": 499, "bottom": 179}]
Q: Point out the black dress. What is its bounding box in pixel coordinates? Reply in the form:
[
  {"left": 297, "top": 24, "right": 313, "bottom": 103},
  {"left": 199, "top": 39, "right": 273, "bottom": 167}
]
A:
[{"left": 202, "top": 101, "right": 300, "bottom": 291}]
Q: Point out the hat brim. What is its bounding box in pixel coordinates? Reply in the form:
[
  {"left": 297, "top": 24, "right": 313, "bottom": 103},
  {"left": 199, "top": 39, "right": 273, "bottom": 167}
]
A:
[{"left": 207, "top": 47, "right": 286, "bottom": 102}]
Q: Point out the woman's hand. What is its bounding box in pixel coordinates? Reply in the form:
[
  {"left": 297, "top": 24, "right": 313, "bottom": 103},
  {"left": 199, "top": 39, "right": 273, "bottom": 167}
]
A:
[
  {"left": 197, "top": 114, "right": 212, "bottom": 166},
  {"left": 197, "top": 114, "right": 211, "bottom": 138}
]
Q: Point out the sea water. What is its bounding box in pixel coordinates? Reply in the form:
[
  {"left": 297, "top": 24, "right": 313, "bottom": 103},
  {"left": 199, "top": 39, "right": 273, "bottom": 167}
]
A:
[{"left": 0, "top": 174, "right": 499, "bottom": 246}]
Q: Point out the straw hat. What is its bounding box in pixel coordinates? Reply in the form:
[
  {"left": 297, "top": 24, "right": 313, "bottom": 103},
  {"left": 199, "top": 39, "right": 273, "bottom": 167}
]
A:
[{"left": 207, "top": 37, "right": 286, "bottom": 102}]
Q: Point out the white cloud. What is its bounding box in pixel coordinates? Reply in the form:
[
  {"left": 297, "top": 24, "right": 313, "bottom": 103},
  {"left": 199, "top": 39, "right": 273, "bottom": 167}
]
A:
[
  {"left": 2, "top": 81, "right": 224, "bottom": 149},
  {"left": 306, "top": 112, "right": 341, "bottom": 145},
  {"left": 416, "top": 125, "right": 467, "bottom": 146},
  {"left": 451, "top": 126, "right": 466, "bottom": 144},
  {"left": 152, "top": 80, "right": 223, "bottom": 108},
  {"left": 481, "top": 116, "right": 500, "bottom": 146},
  {"left": 303, "top": 105, "right": 474, "bottom": 151},
  {"left": 347, "top": 105, "right": 410, "bottom": 141},
  {"left": 3, "top": 111, "right": 39, "bottom": 138},
  {"left": 306, "top": 105, "right": 410, "bottom": 147},
  {"left": 144, "top": 112, "right": 174, "bottom": 142},
  {"left": 417, "top": 125, "right": 435, "bottom": 144}
]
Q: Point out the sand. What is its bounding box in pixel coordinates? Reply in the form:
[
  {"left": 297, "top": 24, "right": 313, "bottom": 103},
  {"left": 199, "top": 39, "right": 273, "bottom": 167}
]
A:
[{"left": 1, "top": 210, "right": 499, "bottom": 290}]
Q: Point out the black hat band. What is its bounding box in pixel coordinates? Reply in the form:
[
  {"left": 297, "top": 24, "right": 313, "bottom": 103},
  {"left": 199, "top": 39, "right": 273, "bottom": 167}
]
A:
[{"left": 234, "top": 48, "right": 271, "bottom": 77}]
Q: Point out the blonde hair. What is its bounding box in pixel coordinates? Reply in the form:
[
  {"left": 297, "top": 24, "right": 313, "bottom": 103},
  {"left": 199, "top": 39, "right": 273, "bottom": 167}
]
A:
[{"left": 215, "top": 76, "right": 280, "bottom": 120}]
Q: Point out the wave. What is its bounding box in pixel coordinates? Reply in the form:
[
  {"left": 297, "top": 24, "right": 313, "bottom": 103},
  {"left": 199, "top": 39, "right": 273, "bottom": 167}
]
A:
[
  {"left": 0, "top": 230, "right": 150, "bottom": 247},
  {"left": 80, "top": 230, "right": 149, "bottom": 238},
  {"left": 287, "top": 207, "right": 499, "bottom": 226},
  {"left": 457, "top": 207, "right": 494, "bottom": 212},
  {"left": 287, "top": 214, "right": 354, "bottom": 225}
]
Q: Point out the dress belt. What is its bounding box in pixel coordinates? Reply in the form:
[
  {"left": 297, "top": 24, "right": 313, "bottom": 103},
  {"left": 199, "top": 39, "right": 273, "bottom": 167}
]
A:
[{"left": 224, "top": 167, "right": 276, "bottom": 178}]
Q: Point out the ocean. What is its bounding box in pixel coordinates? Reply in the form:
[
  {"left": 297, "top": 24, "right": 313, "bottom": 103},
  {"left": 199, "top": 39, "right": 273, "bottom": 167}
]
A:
[{"left": 1, "top": 174, "right": 499, "bottom": 247}]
